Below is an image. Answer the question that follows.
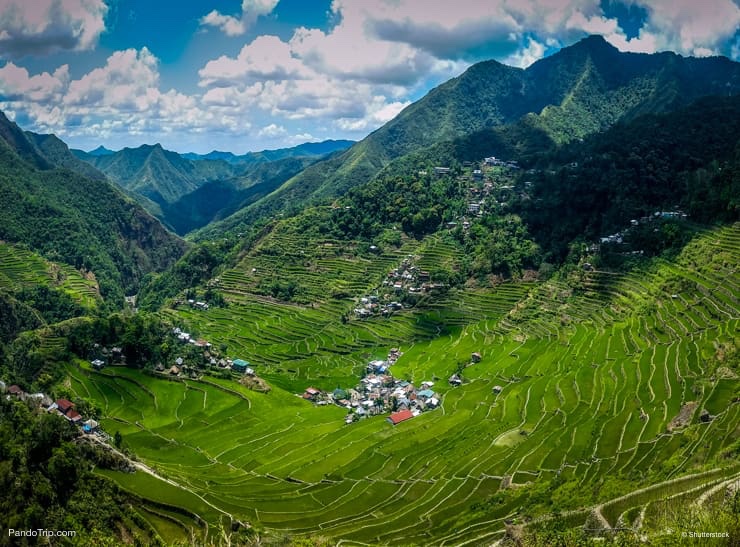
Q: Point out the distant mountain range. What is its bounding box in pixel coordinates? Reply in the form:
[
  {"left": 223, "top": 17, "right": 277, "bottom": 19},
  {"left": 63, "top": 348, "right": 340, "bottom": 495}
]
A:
[
  {"left": 72, "top": 139, "right": 354, "bottom": 234},
  {"left": 181, "top": 139, "right": 355, "bottom": 164},
  {"left": 195, "top": 35, "right": 740, "bottom": 240}
]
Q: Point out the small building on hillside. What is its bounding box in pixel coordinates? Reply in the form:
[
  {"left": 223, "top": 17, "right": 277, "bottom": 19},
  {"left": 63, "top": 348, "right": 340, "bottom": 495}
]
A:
[
  {"left": 492, "top": 385, "right": 503, "bottom": 394},
  {"left": 471, "top": 352, "right": 482, "bottom": 363},
  {"left": 303, "top": 387, "right": 321, "bottom": 401},
  {"left": 232, "top": 359, "right": 250, "bottom": 373},
  {"left": 82, "top": 419, "right": 99, "bottom": 433},
  {"left": 387, "top": 409, "right": 414, "bottom": 425},
  {"left": 55, "top": 399, "right": 75, "bottom": 415},
  {"left": 8, "top": 385, "right": 24, "bottom": 398},
  {"left": 91, "top": 359, "right": 105, "bottom": 370}
]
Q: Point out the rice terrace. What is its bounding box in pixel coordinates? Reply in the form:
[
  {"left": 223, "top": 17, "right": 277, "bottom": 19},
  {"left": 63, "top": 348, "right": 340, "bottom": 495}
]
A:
[
  {"left": 65, "top": 223, "right": 740, "bottom": 545},
  {"left": 2, "top": 11, "right": 740, "bottom": 545}
]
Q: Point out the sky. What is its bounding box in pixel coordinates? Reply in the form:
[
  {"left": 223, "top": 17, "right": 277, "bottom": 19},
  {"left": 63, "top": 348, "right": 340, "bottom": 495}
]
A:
[{"left": 0, "top": 0, "right": 738, "bottom": 154}]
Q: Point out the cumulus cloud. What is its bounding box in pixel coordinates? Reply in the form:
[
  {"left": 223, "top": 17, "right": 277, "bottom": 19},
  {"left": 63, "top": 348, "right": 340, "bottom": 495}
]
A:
[
  {"left": 199, "top": 35, "right": 308, "bottom": 86},
  {"left": 0, "top": 47, "right": 233, "bottom": 142},
  {"left": 200, "top": 0, "right": 279, "bottom": 36},
  {"left": 0, "top": 61, "right": 68, "bottom": 101},
  {"left": 257, "top": 123, "right": 286, "bottom": 137},
  {"left": 0, "top": 0, "right": 107, "bottom": 58},
  {"left": 614, "top": 0, "right": 740, "bottom": 58}
]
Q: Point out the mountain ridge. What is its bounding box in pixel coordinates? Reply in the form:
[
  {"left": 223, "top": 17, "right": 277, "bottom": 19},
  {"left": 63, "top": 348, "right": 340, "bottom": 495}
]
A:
[{"left": 194, "top": 35, "right": 740, "bottom": 240}]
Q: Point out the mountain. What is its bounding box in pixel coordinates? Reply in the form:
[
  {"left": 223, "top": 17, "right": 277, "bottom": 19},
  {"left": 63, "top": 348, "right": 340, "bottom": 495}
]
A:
[
  {"left": 196, "top": 35, "right": 740, "bottom": 240},
  {"left": 0, "top": 112, "right": 186, "bottom": 304},
  {"left": 181, "top": 139, "right": 354, "bottom": 164},
  {"left": 74, "top": 143, "right": 239, "bottom": 205},
  {"left": 27, "top": 132, "right": 108, "bottom": 182},
  {"left": 88, "top": 145, "right": 115, "bottom": 156},
  {"left": 74, "top": 140, "right": 353, "bottom": 234},
  {"left": 161, "top": 155, "right": 321, "bottom": 234}
]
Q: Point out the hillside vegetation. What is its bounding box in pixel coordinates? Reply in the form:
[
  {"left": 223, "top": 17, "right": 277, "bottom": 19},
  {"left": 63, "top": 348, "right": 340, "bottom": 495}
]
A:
[
  {"left": 196, "top": 35, "right": 740, "bottom": 240},
  {"left": 0, "top": 113, "right": 186, "bottom": 305}
]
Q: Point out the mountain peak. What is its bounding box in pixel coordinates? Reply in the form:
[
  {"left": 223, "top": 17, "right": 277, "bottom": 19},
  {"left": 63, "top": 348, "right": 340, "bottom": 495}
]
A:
[{"left": 88, "top": 145, "right": 114, "bottom": 156}]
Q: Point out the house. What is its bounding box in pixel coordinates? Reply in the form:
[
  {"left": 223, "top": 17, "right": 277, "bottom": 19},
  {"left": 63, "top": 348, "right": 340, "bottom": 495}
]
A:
[
  {"left": 91, "top": 359, "right": 105, "bottom": 370},
  {"left": 66, "top": 410, "right": 82, "bottom": 423},
  {"left": 472, "top": 169, "right": 483, "bottom": 180},
  {"left": 433, "top": 167, "right": 451, "bottom": 176},
  {"left": 232, "top": 358, "right": 250, "bottom": 373},
  {"left": 303, "top": 387, "right": 321, "bottom": 401},
  {"left": 82, "top": 419, "right": 99, "bottom": 433},
  {"left": 175, "top": 357, "right": 184, "bottom": 366},
  {"left": 169, "top": 365, "right": 181, "bottom": 375},
  {"left": 492, "top": 385, "right": 503, "bottom": 394},
  {"left": 449, "top": 374, "right": 462, "bottom": 386},
  {"left": 387, "top": 409, "right": 414, "bottom": 425},
  {"left": 245, "top": 367, "right": 255, "bottom": 376},
  {"left": 417, "top": 389, "right": 435, "bottom": 399},
  {"left": 55, "top": 399, "right": 75, "bottom": 414},
  {"left": 471, "top": 352, "right": 482, "bottom": 363},
  {"left": 155, "top": 363, "right": 165, "bottom": 372},
  {"left": 468, "top": 202, "right": 481, "bottom": 214},
  {"left": 8, "top": 385, "right": 24, "bottom": 397}
]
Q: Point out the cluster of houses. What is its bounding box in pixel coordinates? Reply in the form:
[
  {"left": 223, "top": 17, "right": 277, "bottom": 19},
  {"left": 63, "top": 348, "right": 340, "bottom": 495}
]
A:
[
  {"left": 598, "top": 209, "right": 688, "bottom": 245},
  {"left": 484, "top": 156, "right": 520, "bottom": 169},
  {"left": 2, "top": 382, "right": 102, "bottom": 436},
  {"left": 443, "top": 158, "right": 530, "bottom": 235},
  {"left": 300, "top": 348, "right": 444, "bottom": 426},
  {"left": 354, "top": 257, "right": 445, "bottom": 318},
  {"left": 153, "top": 328, "right": 256, "bottom": 380},
  {"left": 187, "top": 299, "right": 210, "bottom": 311},
  {"left": 88, "top": 344, "right": 125, "bottom": 370}
]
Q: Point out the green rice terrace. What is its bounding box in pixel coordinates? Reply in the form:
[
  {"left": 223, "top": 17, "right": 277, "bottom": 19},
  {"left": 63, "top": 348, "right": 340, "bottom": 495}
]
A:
[
  {"left": 67, "top": 224, "right": 739, "bottom": 545},
  {"left": 0, "top": 241, "right": 100, "bottom": 309}
]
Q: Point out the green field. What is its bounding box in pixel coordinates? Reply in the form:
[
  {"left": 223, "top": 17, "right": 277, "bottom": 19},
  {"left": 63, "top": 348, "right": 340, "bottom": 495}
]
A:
[{"left": 68, "top": 224, "right": 740, "bottom": 544}]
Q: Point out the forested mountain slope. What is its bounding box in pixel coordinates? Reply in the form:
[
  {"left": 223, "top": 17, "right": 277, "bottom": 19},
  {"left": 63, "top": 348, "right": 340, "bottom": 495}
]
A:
[
  {"left": 0, "top": 113, "right": 186, "bottom": 304},
  {"left": 196, "top": 35, "right": 740, "bottom": 240}
]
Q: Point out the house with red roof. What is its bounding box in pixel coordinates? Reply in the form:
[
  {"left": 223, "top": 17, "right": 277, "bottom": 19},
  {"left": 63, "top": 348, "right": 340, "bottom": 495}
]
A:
[
  {"left": 387, "top": 409, "right": 414, "bottom": 425},
  {"left": 55, "top": 399, "right": 75, "bottom": 415}
]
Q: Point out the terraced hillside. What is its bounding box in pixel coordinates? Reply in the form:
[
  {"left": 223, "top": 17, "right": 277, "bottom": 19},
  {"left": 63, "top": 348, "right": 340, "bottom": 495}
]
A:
[
  {"left": 68, "top": 224, "right": 739, "bottom": 544},
  {"left": 0, "top": 241, "right": 100, "bottom": 309}
]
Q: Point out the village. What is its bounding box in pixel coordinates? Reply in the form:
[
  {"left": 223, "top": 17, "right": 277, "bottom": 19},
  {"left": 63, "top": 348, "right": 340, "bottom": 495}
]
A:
[
  {"left": 353, "top": 156, "right": 527, "bottom": 319},
  {"left": 299, "top": 348, "right": 496, "bottom": 426},
  {"left": 1, "top": 380, "right": 107, "bottom": 439}
]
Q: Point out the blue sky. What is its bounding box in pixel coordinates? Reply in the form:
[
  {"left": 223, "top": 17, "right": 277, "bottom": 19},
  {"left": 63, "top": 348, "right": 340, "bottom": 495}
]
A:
[{"left": 0, "top": 0, "right": 738, "bottom": 153}]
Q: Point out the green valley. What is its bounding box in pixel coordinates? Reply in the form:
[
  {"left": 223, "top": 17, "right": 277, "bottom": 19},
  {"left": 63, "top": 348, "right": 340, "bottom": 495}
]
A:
[
  {"left": 60, "top": 222, "right": 739, "bottom": 545},
  {"left": 0, "top": 31, "right": 739, "bottom": 547}
]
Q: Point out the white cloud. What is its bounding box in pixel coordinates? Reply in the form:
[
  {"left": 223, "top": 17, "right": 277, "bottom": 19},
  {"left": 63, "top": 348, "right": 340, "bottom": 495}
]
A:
[
  {"left": 200, "top": 0, "right": 279, "bottom": 36},
  {"left": 0, "top": 62, "right": 68, "bottom": 101},
  {"left": 0, "top": 0, "right": 107, "bottom": 57},
  {"left": 199, "top": 35, "right": 307, "bottom": 86},
  {"left": 503, "top": 38, "right": 546, "bottom": 68},
  {"left": 257, "top": 123, "right": 286, "bottom": 137},
  {"left": 620, "top": 0, "right": 740, "bottom": 58}
]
